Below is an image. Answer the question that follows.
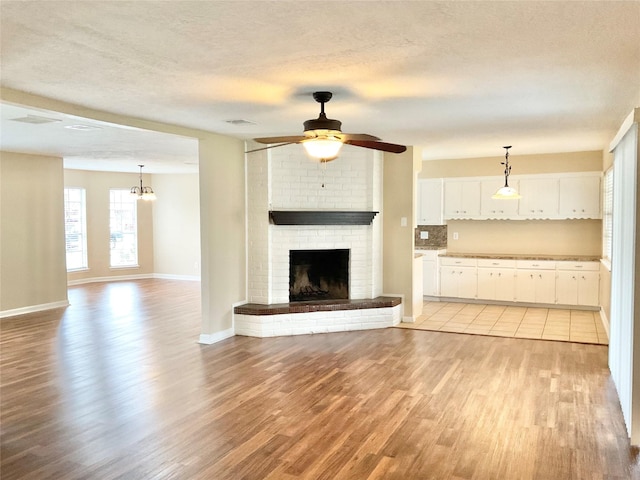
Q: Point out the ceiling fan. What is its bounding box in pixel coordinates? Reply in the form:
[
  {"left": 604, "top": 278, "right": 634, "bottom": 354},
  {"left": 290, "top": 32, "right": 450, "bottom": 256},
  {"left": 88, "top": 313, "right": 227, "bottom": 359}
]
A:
[{"left": 246, "top": 91, "right": 407, "bottom": 162}]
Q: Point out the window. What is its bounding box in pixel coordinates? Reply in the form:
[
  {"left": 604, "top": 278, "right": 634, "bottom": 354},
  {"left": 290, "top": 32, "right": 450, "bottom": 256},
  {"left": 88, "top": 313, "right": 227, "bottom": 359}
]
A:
[
  {"left": 109, "top": 189, "right": 138, "bottom": 267},
  {"left": 64, "top": 188, "right": 88, "bottom": 271},
  {"left": 602, "top": 167, "right": 613, "bottom": 263}
]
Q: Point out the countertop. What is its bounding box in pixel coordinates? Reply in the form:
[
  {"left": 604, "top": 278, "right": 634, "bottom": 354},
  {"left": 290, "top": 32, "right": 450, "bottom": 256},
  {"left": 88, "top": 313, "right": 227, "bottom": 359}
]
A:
[{"left": 440, "top": 252, "right": 601, "bottom": 262}]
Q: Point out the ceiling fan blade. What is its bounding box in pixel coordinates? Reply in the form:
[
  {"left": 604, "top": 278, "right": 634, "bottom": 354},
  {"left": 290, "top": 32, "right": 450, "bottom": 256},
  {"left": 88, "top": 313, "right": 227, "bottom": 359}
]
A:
[
  {"left": 344, "top": 139, "right": 407, "bottom": 154},
  {"left": 341, "top": 133, "right": 381, "bottom": 141},
  {"left": 253, "top": 135, "right": 306, "bottom": 144},
  {"left": 245, "top": 142, "right": 297, "bottom": 153}
]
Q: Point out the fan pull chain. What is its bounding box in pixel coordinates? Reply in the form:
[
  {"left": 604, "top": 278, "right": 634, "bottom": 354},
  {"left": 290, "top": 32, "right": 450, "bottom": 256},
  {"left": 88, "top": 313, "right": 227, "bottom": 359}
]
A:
[{"left": 320, "top": 159, "right": 327, "bottom": 188}]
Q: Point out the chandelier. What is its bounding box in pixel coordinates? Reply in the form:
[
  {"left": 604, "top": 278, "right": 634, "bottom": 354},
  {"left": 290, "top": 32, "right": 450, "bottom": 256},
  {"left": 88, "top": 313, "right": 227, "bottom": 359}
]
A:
[{"left": 130, "top": 164, "right": 156, "bottom": 201}]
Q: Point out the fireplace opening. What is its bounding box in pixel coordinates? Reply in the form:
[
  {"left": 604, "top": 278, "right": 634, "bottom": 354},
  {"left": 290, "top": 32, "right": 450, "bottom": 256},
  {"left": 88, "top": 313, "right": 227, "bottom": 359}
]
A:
[{"left": 289, "top": 249, "right": 349, "bottom": 302}]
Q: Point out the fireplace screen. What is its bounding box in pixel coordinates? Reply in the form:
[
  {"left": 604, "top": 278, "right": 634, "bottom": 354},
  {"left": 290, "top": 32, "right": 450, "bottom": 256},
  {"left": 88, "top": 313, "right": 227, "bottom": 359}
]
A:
[{"left": 289, "top": 249, "right": 349, "bottom": 302}]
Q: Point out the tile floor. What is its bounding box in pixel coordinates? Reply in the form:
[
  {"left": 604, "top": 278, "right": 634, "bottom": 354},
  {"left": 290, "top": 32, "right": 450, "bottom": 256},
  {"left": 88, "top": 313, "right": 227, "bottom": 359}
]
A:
[{"left": 396, "top": 301, "right": 608, "bottom": 345}]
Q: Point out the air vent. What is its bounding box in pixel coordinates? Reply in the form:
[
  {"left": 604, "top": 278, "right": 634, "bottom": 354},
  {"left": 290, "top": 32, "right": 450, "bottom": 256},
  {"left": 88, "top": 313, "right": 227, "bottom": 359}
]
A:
[
  {"left": 64, "top": 124, "right": 101, "bottom": 131},
  {"left": 10, "top": 114, "right": 62, "bottom": 124},
  {"left": 225, "top": 119, "right": 256, "bottom": 126}
]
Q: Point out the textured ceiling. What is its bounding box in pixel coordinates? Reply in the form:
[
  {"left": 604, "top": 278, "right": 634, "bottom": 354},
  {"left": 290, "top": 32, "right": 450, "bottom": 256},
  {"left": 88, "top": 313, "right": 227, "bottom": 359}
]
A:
[{"left": 1, "top": 1, "right": 639, "bottom": 172}]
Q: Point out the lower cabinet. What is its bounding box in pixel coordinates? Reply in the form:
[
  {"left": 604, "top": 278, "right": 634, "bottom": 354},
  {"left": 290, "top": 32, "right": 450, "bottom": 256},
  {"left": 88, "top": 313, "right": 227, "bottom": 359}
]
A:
[
  {"left": 440, "top": 257, "right": 477, "bottom": 299},
  {"left": 556, "top": 262, "right": 600, "bottom": 306},
  {"left": 418, "top": 249, "right": 446, "bottom": 296},
  {"left": 438, "top": 256, "right": 600, "bottom": 307},
  {"left": 476, "top": 260, "right": 517, "bottom": 301}
]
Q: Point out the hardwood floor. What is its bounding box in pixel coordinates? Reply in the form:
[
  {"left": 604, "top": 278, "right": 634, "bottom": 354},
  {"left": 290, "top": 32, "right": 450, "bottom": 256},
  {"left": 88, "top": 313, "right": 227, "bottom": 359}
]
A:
[{"left": 1, "top": 279, "right": 637, "bottom": 479}]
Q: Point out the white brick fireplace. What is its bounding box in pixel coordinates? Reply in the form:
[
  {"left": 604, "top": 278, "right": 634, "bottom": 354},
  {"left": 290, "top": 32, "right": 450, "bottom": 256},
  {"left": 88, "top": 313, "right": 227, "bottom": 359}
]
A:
[{"left": 235, "top": 144, "right": 402, "bottom": 337}]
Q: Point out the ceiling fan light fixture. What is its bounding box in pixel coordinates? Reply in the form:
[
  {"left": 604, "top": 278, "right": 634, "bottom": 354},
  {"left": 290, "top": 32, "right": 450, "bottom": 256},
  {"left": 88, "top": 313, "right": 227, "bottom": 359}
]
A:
[{"left": 302, "top": 135, "right": 344, "bottom": 160}]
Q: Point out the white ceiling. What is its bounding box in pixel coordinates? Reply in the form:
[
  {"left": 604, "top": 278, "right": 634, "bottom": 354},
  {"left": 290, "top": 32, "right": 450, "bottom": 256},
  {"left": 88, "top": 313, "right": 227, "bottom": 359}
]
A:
[{"left": 1, "top": 1, "right": 639, "bottom": 173}]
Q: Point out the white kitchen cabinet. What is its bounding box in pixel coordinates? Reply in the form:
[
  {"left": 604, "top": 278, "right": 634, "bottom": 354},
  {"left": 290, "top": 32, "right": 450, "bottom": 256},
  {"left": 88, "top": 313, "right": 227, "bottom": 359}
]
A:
[
  {"left": 476, "top": 259, "right": 517, "bottom": 301},
  {"left": 558, "top": 175, "right": 601, "bottom": 219},
  {"left": 417, "top": 179, "right": 444, "bottom": 225},
  {"left": 440, "top": 257, "right": 477, "bottom": 299},
  {"left": 443, "top": 180, "right": 481, "bottom": 219},
  {"left": 515, "top": 260, "right": 557, "bottom": 304},
  {"left": 518, "top": 178, "right": 560, "bottom": 219},
  {"left": 480, "top": 179, "right": 520, "bottom": 219},
  {"left": 418, "top": 249, "right": 445, "bottom": 296},
  {"left": 556, "top": 261, "right": 600, "bottom": 306}
]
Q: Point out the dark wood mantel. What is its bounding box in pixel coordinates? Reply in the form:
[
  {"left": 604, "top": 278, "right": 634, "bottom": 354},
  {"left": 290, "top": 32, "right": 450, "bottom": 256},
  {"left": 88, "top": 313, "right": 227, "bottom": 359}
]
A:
[{"left": 269, "top": 211, "right": 379, "bottom": 226}]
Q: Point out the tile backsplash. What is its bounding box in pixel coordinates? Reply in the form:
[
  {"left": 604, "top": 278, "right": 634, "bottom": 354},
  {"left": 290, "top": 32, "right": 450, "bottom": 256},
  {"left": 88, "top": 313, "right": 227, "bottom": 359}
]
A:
[{"left": 415, "top": 225, "right": 448, "bottom": 248}]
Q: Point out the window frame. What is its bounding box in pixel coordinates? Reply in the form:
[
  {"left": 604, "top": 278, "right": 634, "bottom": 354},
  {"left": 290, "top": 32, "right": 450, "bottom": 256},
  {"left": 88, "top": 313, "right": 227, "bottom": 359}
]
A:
[
  {"left": 64, "top": 187, "right": 88, "bottom": 271},
  {"left": 109, "top": 189, "right": 139, "bottom": 268}
]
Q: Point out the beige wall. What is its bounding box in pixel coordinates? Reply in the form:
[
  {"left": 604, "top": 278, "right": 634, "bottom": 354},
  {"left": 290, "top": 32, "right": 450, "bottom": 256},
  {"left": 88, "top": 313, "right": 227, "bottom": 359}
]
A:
[
  {"left": 198, "top": 135, "right": 246, "bottom": 340},
  {"left": 64, "top": 169, "right": 155, "bottom": 282},
  {"left": 152, "top": 173, "right": 200, "bottom": 278},
  {"left": 446, "top": 219, "right": 602, "bottom": 256},
  {"left": 1, "top": 152, "right": 68, "bottom": 313},
  {"left": 383, "top": 147, "right": 421, "bottom": 319},
  {"left": 420, "top": 150, "right": 603, "bottom": 178}
]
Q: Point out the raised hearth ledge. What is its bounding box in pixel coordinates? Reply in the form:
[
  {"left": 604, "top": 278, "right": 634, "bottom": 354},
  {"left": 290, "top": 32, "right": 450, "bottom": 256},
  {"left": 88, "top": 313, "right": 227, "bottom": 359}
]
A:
[
  {"left": 269, "top": 210, "right": 378, "bottom": 225},
  {"left": 234, "top": 297, "right": 403, "bottom": 338},
  {"left": 234, "top": 296, "right": 401, "bottom": 315}
]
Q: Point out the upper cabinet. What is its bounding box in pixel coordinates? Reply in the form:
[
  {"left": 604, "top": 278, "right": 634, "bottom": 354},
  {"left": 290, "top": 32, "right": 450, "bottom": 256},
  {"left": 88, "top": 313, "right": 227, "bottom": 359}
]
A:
[
  {"left": 558, "top": 175, "right": 601, "bottom": 219},
  {"left": 480, "top": 179, "right": 520, "bottom": 219},
  {"left": 440, "top": 172, "right": 601, "bottom": 221},
  {"left": 443, "top": 179, "right": 481, "bottom": 219},
  {"left": 417, "top": 178, "right": 444, "bottom": 225},
  {"left": 518, "top": 177, "right": 560, "bottom": 219}
]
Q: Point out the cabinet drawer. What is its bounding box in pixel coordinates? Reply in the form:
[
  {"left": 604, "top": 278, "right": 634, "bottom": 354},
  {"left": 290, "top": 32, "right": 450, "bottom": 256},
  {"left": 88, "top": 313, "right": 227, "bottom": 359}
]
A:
[
  {"left": 515, "top": 260, "right": 556, "bottom": 270},
  {"left": 477, "top": 259, "right": 517, "bottom": 268},
  {"left": 439, "top": 257, "right": 477, "bottom": 267},
  {"left": 556, "top": 261, "right": 600, "bottom": 271}
]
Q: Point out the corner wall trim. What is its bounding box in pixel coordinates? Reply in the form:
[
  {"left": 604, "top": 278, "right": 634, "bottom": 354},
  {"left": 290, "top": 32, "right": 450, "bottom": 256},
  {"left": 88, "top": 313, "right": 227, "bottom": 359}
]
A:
[
  {"left": 1, "top": 300, "right": 69, "bottom": 319},
  {"left": 198, "top": 328, "right": 235, "bottom": 345}
]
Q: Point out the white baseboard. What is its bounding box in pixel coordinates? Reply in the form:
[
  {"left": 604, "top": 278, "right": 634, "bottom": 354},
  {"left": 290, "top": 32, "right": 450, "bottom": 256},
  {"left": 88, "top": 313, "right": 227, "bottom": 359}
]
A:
[
  {"left": 198, "top": 328, "right": 235, "bottom": 345},
  {"left": 599, "top": 307, "right": 610, "bottom": 340},
  {"left": 67, "top": 273, "right": 154, "bottom": 286},
  {"left": 1, "top": 300, "right": 69, "bottom": 319},
  {"left": 153, "top": 273, "right": 200, "bottom": 281}
]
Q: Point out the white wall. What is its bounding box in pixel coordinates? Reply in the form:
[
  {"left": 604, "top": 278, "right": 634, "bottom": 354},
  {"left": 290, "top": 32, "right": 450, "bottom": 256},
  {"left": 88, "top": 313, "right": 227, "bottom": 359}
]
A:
[
  {"left": 0, "top": 152, "right": 68, "bottom": 316},
  {"left": 608, "top": 109, "right": 640, "bottom": 444},
  {"left": 245, "top": 144, "right": 383, "bottom": 305}
]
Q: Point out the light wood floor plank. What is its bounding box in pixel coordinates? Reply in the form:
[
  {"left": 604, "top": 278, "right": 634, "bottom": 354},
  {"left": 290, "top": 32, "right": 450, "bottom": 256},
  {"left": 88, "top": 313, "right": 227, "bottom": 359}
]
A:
[{"left": 0, "top": 279, "right": 637, "bottom": 479}]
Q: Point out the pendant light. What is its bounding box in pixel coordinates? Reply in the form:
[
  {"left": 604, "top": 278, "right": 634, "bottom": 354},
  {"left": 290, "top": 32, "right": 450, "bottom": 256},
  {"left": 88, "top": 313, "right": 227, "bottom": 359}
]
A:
[
  {"left": 492, "top": 146, "right": 521, "bottom": 199},
  {"left": 130, "top": 164, "right": 156, "bottom": 201}
]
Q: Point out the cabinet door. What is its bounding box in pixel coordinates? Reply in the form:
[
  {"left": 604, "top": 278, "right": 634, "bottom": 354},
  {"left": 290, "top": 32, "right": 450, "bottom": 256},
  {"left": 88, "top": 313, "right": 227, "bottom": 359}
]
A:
[
  {"left": 518, "top": 178, "right": 560, "bottom": 218},
  {"left": 535, "top": 270, "right": 557, "bottom": 304},
  {"left": 558, "top": 176, "right": 601, "bottom": 218},
  {"left": 443, "top": 181, "right": 463, "bottom": 218},
  {"left": 440, "top": 266, "right": 459, "bottom": 297},
  {"left": 476, "top": 268, "right": 495, "bottom": 300},
  {"left": 417, "top": 179, "right": 443, "bottom": 225},
  {"left": 556, "top": 271, "right": 579, "bottom": 305},
  {"left": 494, "top": 269, "right": 516, "bottom": 302},
  {"left": 516, "top": 270, "right": 537, "bottom": 303},
  {"left": 458, "top": 267, "right": 477, "bottom": 299},
  {"left": 460, "top": 182, "right": 481, "bottom": 217},
  {"left": 577, "top": 271, "right": 600, "bottom": 306},
  {"left": 444, "top": 180, "right": 481, "bottom": 218},
  {"left": 480, "top": 180, "right": 520, "bottom": 219},
  {"left": 422, "top": 259, "right": 438, "bottom": 296}
]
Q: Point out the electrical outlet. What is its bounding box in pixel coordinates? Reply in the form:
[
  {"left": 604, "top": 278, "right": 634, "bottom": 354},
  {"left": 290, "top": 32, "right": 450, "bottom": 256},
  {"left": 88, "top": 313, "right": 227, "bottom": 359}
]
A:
[
  {"left": 453, "top": 232, "right": 459, "bottom": 240},
  {"left": 420, "top": 231, "right": 429, "bottom": 239}
]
